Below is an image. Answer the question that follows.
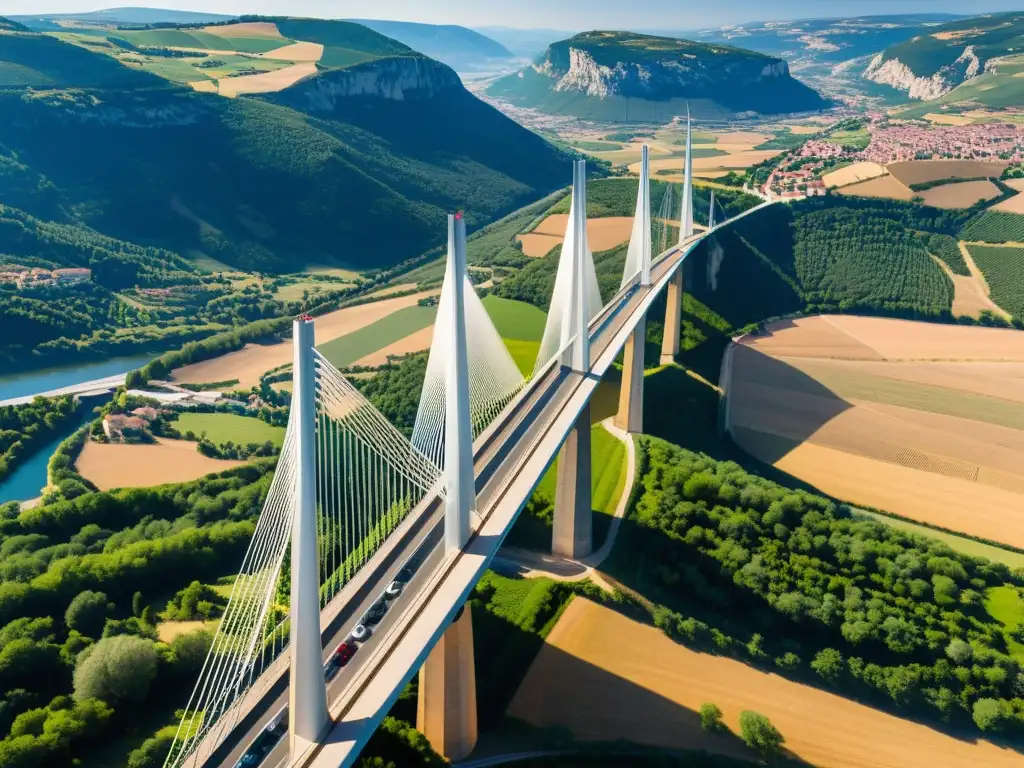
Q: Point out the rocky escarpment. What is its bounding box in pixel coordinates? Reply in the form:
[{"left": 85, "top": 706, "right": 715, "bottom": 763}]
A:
[
  {"left": 489, "top": 31, "right": 827, "bottom": 119},
  {"left": 271, "top": 55, "right": 462, "bottom": 113},
  {"left": 864, "top": 46, "right": 981, "bottom": 100}
]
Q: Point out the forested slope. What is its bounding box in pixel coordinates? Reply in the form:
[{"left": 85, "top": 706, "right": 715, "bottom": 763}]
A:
[{"left": 0, "top": 27, "right": 568, "bottom": 274}]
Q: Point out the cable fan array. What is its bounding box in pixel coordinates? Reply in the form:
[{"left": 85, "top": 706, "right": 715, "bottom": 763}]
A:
[
  {"left": 165, "top": 354, "right": 441, "bottom": 768},
  {"left": 166, "top": 425, "right": 299, "bottom": 768},
  {"left": 315, "top": 350, "right": 442, "bottom": 602},
  {"left": 411, "top": 252, "right": 524, "bottom": 470},
  {"left": 535, "top": 165, "right": 603, "bottom": 373}
]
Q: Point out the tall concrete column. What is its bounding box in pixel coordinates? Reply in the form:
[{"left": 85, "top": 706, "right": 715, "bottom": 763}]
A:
[
  {"left": 417, "top": 605, "right": 478, "bottom": 762},
  {"left": 445, "top": 213, "right": 475, "bottom": 553},
  {"left": 552, "top": 402, "right": 592, "bottom": 559},
  {"left": 678, "top": 108, "right": 694, "bottom": 243},
  {"left": 289, "top": 317, "right": 330, "bottom": 754},
  {"left": 615, "top": 315, "right": 646, "bottom": 434},
  {"left": 561, "top": 160, "right": 590, "bottom": 373},
  {"left": 660, "top": 268, "right": 684, "bottom": 365}
]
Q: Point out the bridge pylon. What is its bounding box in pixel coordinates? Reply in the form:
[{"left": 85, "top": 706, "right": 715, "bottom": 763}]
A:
[
  {"left": 708, "top": 189, "right": 717, "bottom": 230},
  {"left": 562, "top": 159, "right": 592, "bottom": 372},
  {"left": 443, "top": 213, "right": 476, "bottom": 553},
  {"left": 622, "top": 145, "right": 652, "bottom": 289},
  {"left": 679, "top": 106, "right": 694, "bottom": 243},
  {"left": 288, "top": 317, "right": 330, "bottom": 755}
]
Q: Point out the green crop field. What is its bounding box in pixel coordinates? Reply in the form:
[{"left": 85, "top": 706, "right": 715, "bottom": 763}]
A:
[
  {"left": 854, "top": 510, "right": 1024, "bottom": 569},
  {"left": 0, "top": 60, "right": 51, "bottom": 87},
  {"left": 118, "top": 29, "right": 291, "bottom": 54},
  {"left": 483, "top": 295, "right": 547, "bottom": 341},
  {"left": 966, "top": 244, "right": 1024, "bottom": 318},
  {"left": 171, "top": 412, "right": 286, "bottom": 447},
  {"left": 317, "top": 305, "right": 436, "bottom": 368},
  {"left": 503, "top": 339, "right": 541, "bottom": 376},
  {"left": 571, "top": 140, "right": 623, "bottom": 152},
  {"left": 824, "top": 127, "right": 871, "bottom": 151},
  {"left": 961, "top": 210, "right": 1024, "bottom": 243}
]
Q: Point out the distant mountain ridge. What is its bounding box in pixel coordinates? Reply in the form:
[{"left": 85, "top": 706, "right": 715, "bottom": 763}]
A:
[
  {"left": 0, "top": 21, "right": 569, "bottom": 274},
  {"left": 864, "top": 12, "right": 1024, "bottom": 100},
  {"left": 488, "top": 30, "right": 827, "bottom": 121},
  {"left": 345, "top": 18, "right": 516, "bottom": 72},
  {"left": 9, "top": 6, "right": 235, "bottom": 28},
  {"left": 688, "top": 15, "right": 963, "bottom": 64}
]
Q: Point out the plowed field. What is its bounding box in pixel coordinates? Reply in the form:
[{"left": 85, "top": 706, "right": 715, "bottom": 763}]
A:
[{"left": 728, "top": 316, "right": 1024, "bottom": 547}]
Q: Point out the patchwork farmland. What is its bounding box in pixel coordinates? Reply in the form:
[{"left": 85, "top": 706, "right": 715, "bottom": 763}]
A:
[{"left": 726, "top": 316, "right": 1024, "bottom": 548}]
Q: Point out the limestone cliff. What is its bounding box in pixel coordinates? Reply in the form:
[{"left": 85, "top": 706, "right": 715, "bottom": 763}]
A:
[
  {"left": 488, "top": 31, "right": 827, "bottom": 120},
  {"left": 275, "top": 56, "right": 463, "bottom": 114}
]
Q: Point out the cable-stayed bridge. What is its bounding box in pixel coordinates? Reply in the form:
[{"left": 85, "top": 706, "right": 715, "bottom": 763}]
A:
[{"left": 165, "top": 120, "right": 775, "bottom": 768}]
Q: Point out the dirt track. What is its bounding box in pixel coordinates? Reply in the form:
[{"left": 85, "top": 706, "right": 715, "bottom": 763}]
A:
[{"left": 510, "top": 598, "right": 1024, "bottom": 768}]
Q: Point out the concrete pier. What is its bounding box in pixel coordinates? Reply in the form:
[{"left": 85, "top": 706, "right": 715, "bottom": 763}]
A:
[
  {"left": 615, "top": 316, "right": 646, "bottom": 434},
  {"left": 552, "top": 403, "right": 592, "bottom": 559},
  {"left": 417, "top": 605, "right": 478, "bottom": 762},
  {"left": 660, "top": 269, "right": 683, "bottom": 365}
]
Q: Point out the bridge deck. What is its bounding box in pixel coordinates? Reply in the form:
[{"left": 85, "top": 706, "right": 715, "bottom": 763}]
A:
[{"left": 199, "top": 201, "right": 772, "bottom": 768}]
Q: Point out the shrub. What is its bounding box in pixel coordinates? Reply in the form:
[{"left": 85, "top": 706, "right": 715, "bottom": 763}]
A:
[
  {"left": 699, "top": 702, "right": 725, "bottom": 732},
  {"left": 73, "top": 635, "right": 159, "bottom": 704},
  {"left": 738, "top": 710, "right": 785, "bottom": 757},
  {"left": 64, "top": 590, "right": 110, "bottom": 637}
]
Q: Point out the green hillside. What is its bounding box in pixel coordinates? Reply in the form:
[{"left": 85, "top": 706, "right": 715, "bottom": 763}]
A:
[
  {"left": 894, "top": 52, "right": 1024, "bottom": 115},
  {"left": 500, "top": 194, "right": 983, "bottom": 339},
  {"left": 880, "top": 13, "right": 1024, "bottom": 79},
  {"left": 0, "top": 17, "right": 29, "bottom": 32},
  {"left": 489, "top": 30, "right": 827, "bottom": 121},
  {"left": 0, "top": 27, "right": 568, "bottom": 277}
]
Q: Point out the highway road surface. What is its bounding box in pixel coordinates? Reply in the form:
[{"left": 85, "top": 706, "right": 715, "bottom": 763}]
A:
[{"left": 194, "top": 202, "right": 773, "bottom": 768}]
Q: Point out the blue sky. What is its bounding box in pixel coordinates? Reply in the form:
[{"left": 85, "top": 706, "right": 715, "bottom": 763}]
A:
[{"left": 1, "top": 0, "right": 1020, "bottom": 28}]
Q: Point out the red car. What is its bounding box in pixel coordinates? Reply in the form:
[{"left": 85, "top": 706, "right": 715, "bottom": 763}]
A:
[{"left": 334, "top": 641, "right": 357, "bottom": 667}]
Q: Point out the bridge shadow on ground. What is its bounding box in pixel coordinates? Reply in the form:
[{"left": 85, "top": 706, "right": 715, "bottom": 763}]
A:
[{"left": 472, "top": 621, "right": 811, "bottom": 767}]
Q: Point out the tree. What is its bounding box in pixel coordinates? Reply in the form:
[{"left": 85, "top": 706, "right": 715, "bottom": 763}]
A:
[
  {"left": 738, "top": 710, "right": 785, "bottom": 757},
  {"left": 127, "top": 731, "right": 174, "bottom": 768},
  {"left": 946, "top": 638, "right": 973, "bottom": 665},
  {"left": 73, "top": 635, "right": 159, "bottom": 704},
  {"left": 973, "top": 698, "right": 1011, "bottom": 732},
  {"left": 171, "top": 629, "right": 213, "bottom": 676},
  {"left": 65, "top": 591, "right": 110, "bottom": 637},
  {"left": 811, "top": 648, "right": 844, "bottom": 684},
  {"left": 132, "top": 591, "right": 144, "bottom": 617},
  {"left": 699, "top": 702, "right": 725, "bottom": 732}
]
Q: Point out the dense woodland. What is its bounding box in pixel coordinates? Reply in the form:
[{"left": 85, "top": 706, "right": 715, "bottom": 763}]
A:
[
  {"left": 0, "top": 397, "right": 79, "bottom": 483},
  {"left": 624, "top": 437, "right": 1024, "bottom": 735},
  {"left": 0, "top": 463, "right": 274, "bottom": 766}
]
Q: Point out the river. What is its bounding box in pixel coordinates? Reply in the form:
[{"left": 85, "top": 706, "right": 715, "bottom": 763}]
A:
[
  {"left": 0, "top": 356, "right": 150, "bottom": 504},
  {"left": 0, "top": 353, "right": 153, "bottom": 403}
]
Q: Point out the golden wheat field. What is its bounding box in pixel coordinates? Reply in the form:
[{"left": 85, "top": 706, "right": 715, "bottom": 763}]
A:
[
  {"left": 516, "top": 215, "right": 634, "bottom": 257},
  {"left": 920, "top": 180, "right": 1002, "bottom": 209},
  {"left": 509, "top": 598, "right": 1024, "bottom": 768},
  {"left": 726, "top": 316, "right": 1024, "bottom": 547}
]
